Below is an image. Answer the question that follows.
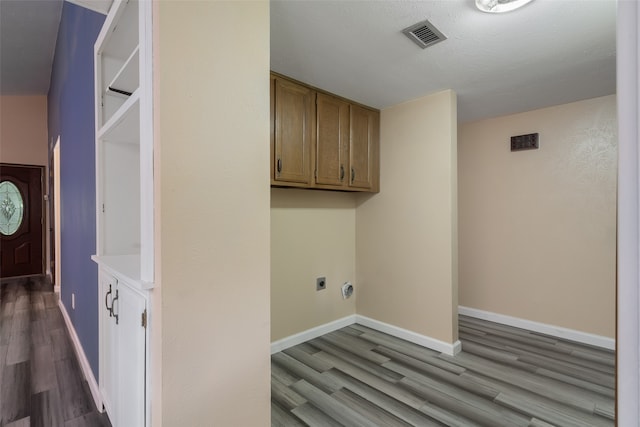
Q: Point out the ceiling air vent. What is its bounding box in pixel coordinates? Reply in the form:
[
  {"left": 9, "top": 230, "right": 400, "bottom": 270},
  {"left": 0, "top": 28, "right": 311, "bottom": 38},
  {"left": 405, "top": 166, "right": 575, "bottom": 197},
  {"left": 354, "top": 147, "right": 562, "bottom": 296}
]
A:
[{"left": 402, "top": 19, "right": 446, "bottom": 49}]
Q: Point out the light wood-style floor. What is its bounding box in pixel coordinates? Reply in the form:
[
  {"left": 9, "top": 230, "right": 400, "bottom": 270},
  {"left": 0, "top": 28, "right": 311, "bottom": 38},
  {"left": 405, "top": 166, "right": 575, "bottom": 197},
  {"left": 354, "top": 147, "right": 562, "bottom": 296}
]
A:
[
  {"left": 0, "top": 276, "right": 111, "bottom": 427},
  {"left": 271, "top": 316, "right": 615, "bottom": 426}
]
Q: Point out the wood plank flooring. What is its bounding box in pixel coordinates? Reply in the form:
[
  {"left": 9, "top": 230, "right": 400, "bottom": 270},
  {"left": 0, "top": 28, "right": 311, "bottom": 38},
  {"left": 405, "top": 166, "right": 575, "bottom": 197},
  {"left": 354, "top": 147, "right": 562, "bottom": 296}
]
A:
[
  {"left": 0, "top": 276, "right": 111, "bottom": 427},
  {"left": 272, "top": 316, "right": 615, "bottom": 426}
]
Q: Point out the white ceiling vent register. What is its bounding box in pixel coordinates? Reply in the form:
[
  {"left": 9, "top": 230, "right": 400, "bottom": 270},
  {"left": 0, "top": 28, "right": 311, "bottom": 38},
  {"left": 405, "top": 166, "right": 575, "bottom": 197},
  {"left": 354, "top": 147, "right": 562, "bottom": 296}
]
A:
[{"left": 402, "top": 19, "right": 447, "bottom": 49}]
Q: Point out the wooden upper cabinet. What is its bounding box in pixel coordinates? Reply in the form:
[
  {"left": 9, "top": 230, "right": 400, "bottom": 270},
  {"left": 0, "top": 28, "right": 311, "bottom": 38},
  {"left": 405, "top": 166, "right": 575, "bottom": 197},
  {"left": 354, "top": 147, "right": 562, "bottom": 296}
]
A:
[
  {"left": 316, "top": 93, "right": 349, "bottom": 187},
  {"left": 272, "top": 77, "right": 314, "bottom": 185},
  {"left": 349, "top": 105, "right": 379, "bottom": 191},
  {"left": 270, "top": 73, "right": 379, "bottom": 193}
]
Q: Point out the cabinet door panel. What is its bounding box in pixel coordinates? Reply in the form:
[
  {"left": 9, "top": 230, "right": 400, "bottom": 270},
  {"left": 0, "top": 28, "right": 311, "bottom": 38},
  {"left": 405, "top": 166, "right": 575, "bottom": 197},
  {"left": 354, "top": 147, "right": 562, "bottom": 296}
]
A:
[
  {"left": 115, "top": 283, "right": 146, "bottom": 427},
  {"left": 349, "top": 105, "right": 379, "bottom": 190},
  {"left": 274, "top": 78, "right": 313, "bottom": 184},
  {"left": 316, "top": 93, "right": 349, "bottom": 186},
  {"left": 99, "top": 271, "right": 118, "bottom": 420}
]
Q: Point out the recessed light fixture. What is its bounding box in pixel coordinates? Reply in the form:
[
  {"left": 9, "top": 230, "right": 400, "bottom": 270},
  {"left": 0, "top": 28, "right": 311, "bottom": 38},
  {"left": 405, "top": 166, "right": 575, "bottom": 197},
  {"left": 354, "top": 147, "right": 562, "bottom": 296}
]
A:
[{"left": 476, "top": 0, "right": 535, "bottom": 13}]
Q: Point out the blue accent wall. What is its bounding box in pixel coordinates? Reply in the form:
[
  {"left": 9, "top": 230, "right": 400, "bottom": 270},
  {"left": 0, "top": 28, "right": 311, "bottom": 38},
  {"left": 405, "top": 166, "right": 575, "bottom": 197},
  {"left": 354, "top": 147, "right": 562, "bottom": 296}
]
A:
[{"left": 48, "top": 2, "right": 104, "bottom": 379}]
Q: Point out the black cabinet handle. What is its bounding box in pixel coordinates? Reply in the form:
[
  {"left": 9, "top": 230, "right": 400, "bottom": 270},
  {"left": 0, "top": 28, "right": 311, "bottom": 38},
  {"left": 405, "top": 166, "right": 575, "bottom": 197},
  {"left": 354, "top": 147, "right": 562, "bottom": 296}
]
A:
[
  {"left": 105, "top": 284, "right": 113, "bottom": 317},
  {"left": 277, "top": 158, "right": 282, "bottom": 174},
  {"left": 340, "top": 165, "right": 345, "bottom": 182},
  {"left": 112, "top": 289, "right": 119, "bottom": 325},
  {"left": 351, "top": 167, "right": 355, "bottom": 183}
]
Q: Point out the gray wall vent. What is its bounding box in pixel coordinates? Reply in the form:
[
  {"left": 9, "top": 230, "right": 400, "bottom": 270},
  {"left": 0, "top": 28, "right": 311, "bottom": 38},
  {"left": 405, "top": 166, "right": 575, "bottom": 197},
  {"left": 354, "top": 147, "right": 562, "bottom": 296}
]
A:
[
  {"left": 402, "top": 19, "right": 447, "bottom": 49},
  {"left": 511, "top": 133, "right": 540, "bottom": 151}
]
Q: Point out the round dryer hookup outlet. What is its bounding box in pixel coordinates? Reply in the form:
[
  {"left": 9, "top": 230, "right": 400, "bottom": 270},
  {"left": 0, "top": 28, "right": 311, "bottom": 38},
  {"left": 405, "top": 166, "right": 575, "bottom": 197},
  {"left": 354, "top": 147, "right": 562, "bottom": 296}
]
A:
[{"left": 341, "top": 282, "right": 354, "bottom": 299}]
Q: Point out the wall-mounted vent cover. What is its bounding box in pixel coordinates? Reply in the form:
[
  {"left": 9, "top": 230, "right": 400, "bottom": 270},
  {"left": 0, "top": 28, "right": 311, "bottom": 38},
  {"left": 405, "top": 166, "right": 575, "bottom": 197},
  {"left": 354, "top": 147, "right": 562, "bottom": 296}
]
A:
[
  {"left": 511, "top": 133, "right": 539, "bottom": 151},
  {"left": 402, "top": 19, "right": 447, "bottom": 49}
]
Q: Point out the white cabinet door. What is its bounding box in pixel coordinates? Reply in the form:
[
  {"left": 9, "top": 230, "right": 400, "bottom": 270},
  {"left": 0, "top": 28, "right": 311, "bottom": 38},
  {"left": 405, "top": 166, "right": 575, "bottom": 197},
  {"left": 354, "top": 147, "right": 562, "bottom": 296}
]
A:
[
  {"left": 99, "top": 268, "right": 147, "bottom": 427},
  {"left": 99, "top": 270, "right": 118, "bottom": 418},
  {"left": 113, "top": 282, "right": 146, "bottom": 427}
]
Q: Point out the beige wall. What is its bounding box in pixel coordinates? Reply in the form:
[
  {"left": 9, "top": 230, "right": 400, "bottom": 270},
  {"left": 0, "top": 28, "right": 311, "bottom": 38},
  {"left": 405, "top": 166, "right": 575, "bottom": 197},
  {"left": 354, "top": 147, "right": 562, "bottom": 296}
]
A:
[
  {"left": 356, "top": 90, "right": 458, "bottom": 344},
  {"left": 271, "top": 188, "right": 356, "bottom": 341},
  {"left": 155, "top": 1, "right": 270, "bottom": 426},
  {"left": 0, "top": 95, "right": 48, "bottom": 166},
  {"left": 458, "top": 95, "right": 616, "bottom": 338}
]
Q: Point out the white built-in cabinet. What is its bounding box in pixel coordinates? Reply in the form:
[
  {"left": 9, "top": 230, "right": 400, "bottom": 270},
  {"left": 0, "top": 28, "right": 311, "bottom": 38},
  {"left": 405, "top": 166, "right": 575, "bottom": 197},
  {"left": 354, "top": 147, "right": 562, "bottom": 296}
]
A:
[
  {"left": 91, "top": 0, "right": 153, "bottom": 425},
  {"left": 99, "top": 269, "right": 146, "bottom": 427}
]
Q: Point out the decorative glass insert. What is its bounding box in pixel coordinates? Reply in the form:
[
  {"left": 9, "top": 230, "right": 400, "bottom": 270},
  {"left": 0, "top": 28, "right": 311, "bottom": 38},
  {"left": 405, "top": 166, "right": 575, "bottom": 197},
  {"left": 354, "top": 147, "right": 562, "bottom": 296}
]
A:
[{"left": 0, "top": 181, "right": 24, "bottom": 236}]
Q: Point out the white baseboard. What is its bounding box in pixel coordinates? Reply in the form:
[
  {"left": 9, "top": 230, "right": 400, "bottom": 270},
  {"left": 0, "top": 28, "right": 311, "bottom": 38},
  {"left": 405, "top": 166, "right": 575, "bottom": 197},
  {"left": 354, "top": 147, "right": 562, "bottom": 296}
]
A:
[
  {"left": 271, "top": 315, "right": 357, "bottom": 354},
  {"left": 58, "top": 300, "right": 103, "bottom": 411},
  {"left": 271, "top": 314, "right": 462, "bottom": 356},
  {"left": 458, "top": 306, "right": 615, "bottom": 351},
  {"left": 356, "top": 315, "right": 462, "bottom": 356},
  {"left": 47, "top": 272, "right": 60, "bottom": 293}
]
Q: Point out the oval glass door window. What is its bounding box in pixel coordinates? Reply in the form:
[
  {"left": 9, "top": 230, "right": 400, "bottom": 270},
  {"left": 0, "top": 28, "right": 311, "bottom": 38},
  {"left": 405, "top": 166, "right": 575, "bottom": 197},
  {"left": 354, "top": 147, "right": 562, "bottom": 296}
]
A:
[{"left": 0, "top": 181, "right": 24, "bottom": 236}]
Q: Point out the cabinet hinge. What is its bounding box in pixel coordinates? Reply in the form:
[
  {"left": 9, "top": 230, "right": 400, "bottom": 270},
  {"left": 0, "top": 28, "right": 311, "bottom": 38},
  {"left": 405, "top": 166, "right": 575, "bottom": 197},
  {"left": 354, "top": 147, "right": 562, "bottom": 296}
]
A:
[
  {"left": 141, "top": 309, "right": 147, "bottom": 329},
  {"left": 102, "top": 204, "right": 105, "bottom": 213}
]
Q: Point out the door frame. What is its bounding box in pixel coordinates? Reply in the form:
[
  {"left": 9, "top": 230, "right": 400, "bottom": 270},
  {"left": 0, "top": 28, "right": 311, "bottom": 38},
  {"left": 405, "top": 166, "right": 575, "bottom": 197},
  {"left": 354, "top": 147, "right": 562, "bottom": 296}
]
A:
[
  {"left": 616, "top": 0, "right": 640, "bottom": 422},
  {"left": 52, "top": 138, "right": 62, "bottom": 293}
]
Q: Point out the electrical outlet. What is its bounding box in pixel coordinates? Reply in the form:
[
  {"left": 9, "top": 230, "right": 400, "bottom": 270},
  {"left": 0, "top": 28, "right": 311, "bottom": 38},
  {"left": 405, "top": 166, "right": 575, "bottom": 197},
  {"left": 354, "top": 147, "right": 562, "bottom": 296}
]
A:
[
  {"left": 316, "top": 277, "right": 326, "bottom": 291},
  {"left": 72, "top": 293, "right": 75, "bottom": 310}
]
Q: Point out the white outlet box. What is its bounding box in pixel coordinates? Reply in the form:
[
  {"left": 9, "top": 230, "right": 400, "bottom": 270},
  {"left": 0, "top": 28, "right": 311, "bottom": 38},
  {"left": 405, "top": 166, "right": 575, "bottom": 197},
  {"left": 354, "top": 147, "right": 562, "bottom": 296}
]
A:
[{"left": 72, "top": 293, "right": 75, "bottom": 310}]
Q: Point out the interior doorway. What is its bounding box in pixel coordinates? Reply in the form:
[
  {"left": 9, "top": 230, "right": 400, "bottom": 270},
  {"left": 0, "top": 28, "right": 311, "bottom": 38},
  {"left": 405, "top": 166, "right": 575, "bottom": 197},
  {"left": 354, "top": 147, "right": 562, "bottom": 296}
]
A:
[{"left": 0, "top": 163, "right": 44, "bottom": 278}]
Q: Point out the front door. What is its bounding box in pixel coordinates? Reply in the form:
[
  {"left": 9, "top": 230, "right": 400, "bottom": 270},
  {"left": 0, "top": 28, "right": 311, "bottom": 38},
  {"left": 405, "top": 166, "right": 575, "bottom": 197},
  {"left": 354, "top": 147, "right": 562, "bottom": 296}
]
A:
[{"left": 0, "top": 164, "right": 44, "bottom": 278}]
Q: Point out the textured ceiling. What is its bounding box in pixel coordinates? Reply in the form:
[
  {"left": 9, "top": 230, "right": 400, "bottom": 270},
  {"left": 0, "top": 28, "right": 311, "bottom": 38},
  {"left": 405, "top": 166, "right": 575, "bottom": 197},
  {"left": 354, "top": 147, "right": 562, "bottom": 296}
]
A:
[
  {"left": 271, "top": 0, "right": 617, "bottom": 123},
  {"left": 0, "top": 0, "right": 63, "bottom": 95},
  {"left": 1, "top": 0, "right": 616, "bottom": 122}
]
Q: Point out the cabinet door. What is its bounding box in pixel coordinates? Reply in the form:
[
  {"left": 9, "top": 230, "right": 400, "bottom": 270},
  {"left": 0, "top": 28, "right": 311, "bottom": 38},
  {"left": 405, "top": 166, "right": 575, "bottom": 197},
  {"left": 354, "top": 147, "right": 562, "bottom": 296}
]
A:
[
  {"left": 99, "top": 271, "right": 118, "bottom": 420},
  {"left": 316, "top": 93, "right": 349, "bottom": 187},
  {"left": 273, "top": 78, "right": 314, "bottom": 184},
  {"left": 349, "top": 105, "right": 379, "bottom": 191},
  {"left": 114, "top": 282, "right": 147, "bottom": 427}
]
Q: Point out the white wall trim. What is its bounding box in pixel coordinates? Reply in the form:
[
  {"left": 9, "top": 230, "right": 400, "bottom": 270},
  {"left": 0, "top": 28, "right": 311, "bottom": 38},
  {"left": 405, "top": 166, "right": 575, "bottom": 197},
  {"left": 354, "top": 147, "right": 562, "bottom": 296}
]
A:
[
  {"left": 58, "top": 300, "right": 103, "bottom": 411},
  {"left": 458, "top": 306, "right": 615, "bottom": 351},
  {"left": 50, "top": 272, "right": 60, "bottom": 294},
  {"left": 356, "top": 315, "right": 462, "bottom": 356},
  {"left": 270, "top": 315, "right": 357, "bottom": 354},
  {"left": 270, "top": 315, "right": 462, "bottom": 356},
  {"left": 617, "top": 0, "right": 640, "bottom": 422},
  {"left": 53, "top": 138, "right": 62, "bottom": 297}
]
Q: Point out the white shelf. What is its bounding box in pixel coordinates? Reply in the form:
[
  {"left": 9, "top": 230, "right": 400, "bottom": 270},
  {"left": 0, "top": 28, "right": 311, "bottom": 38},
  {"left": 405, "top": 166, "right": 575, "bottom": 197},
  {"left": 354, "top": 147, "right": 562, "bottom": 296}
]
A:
[
  {"left": 92, "top": 254, "right": 154, "bottom": 290},
  {"left": 107, "top": 46, "right": 139, "bottom": 97},
  {"left": 97, "top": 0, "right": 140, "bottom": 127},
  {"left": 99, "top": 0, "right": 138, "bottom": 61},
  {"left": 98, "top": 91, "right": 140, "bottom": 143}
]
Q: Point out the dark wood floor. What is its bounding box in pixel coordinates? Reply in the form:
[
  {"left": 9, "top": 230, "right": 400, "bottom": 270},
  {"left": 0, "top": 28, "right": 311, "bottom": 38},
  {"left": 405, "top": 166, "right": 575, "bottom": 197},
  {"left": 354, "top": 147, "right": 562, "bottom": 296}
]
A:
[
  {"left": 272, "top": 316, "right": 615, "bottom": 426},
  {"left": 0, "top": 276, "right": 111, "bottom": 427}
]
